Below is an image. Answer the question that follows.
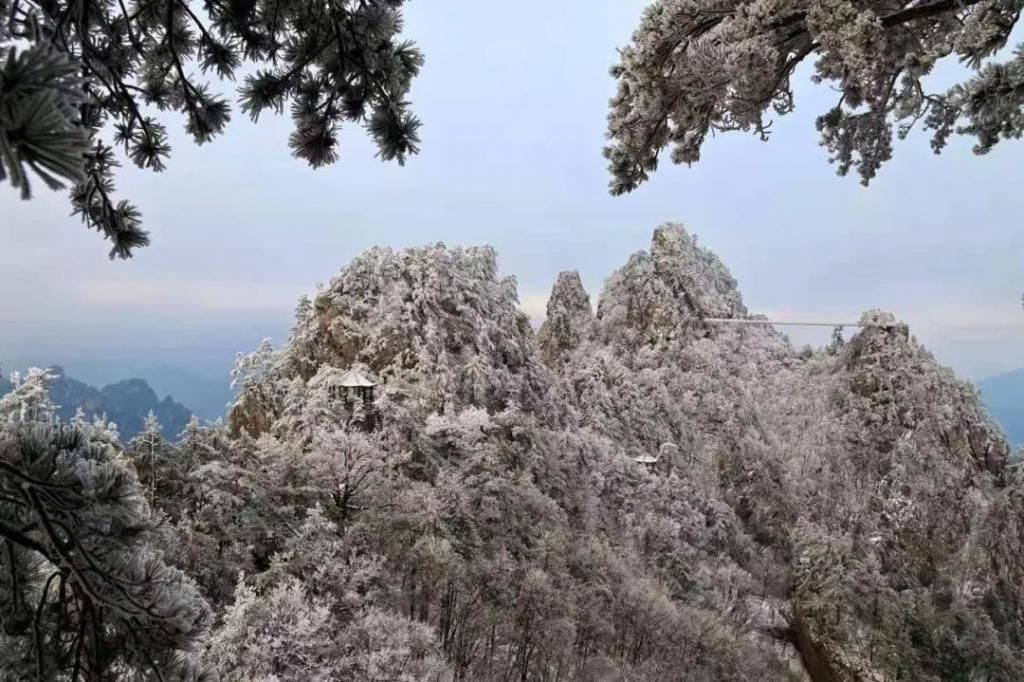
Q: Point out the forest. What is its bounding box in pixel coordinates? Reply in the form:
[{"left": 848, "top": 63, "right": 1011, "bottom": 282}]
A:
[
  {"left": 2, "top": 225, "right": 1021, "bottom": 680},
  {"left": 3, "top": 0, "right": 1024, "bottom": 678}
]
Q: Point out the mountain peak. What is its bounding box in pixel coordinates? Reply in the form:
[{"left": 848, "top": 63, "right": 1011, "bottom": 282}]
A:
[
  {"left": 233, "top": 241, "right": 551, "bottom": 436},
  {"left": 0, "top": 369, "right": 193, "bottom": 440},
  {"left": 648, "top": 223, "right": 746, "bottom": 319},
  {"left": 596, "top": 223, "right": 747, "bottom": 348},
  {"left": 537, "top": 271, "right": 594, "bottom": 366}
]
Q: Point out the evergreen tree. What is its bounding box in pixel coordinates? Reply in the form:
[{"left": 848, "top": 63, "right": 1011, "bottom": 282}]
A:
[
  {"left": 127, "top": 410, "right": 176, "bottom": 508},
  {"left": 0, "top": 0, "right": 423, "bottom": 257},
  {"left": 606, "top": 0, "right": 1024, "bottom": 193},
  {"left": 0, "top": 423, "right": 211, "bottom": 680},
  {"left": 0, "top": 367, "right": 59, "bottom": 425}
]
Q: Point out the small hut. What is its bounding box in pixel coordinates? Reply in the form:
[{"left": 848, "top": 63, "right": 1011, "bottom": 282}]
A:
[
  {"left": 332, "top": 367, "right": 378, "bottom": 430},
  {"left": 634, "top": 453, "right": 660, "bottom": 468},
  {"left": 634, "top": 442, "right": 681, "bottom": 475}
]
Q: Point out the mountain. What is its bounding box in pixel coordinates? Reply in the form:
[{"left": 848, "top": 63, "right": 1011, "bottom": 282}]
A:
[
  {"left": 979, "top": 368, "right": 1024, "bottom": 447},
  {"left": 3, "top": 366, "right": 192, "bottom": 440},
  {"left": 57, "top": 362, "right": 236, "bottom": 422},
  {"left": 213, "top": 225, "right": 1023, "bottom": 681},
  {"left": 138, "top": 366, "right": 235, "bottom": 422},
  {"left": 96, "top": 376, "right": 192, "bottom": 440}
]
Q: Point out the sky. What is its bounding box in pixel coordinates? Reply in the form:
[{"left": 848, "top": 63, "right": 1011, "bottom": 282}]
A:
[{"left": 1, "top": 0, "right": 1022, "bottom": 390}]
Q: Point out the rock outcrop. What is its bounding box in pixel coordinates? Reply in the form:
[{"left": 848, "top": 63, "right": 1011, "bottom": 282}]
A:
[{"left": 537, "top": 271, "right": 594, "bottom": 366}]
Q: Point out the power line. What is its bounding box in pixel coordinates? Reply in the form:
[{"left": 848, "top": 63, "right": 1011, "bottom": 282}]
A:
[
  {"left": 701, "top": 317, "right": 910, "bottom": 340},
  {"left": 701, "top": 318, "right": 902, "bottom": 329}
]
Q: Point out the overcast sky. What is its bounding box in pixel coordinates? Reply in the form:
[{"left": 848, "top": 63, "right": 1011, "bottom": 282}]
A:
[{"left": 1, "top": 0, "right": 1022, "bottom": 386}]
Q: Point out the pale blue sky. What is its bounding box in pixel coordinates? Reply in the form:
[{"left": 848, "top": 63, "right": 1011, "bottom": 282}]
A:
[{"left": 1, "top": 0, "right": 1021, "bottom": 386}]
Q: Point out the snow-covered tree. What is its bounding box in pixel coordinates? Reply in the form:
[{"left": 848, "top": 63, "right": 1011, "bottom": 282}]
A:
[
  {"left": 168, "top": 429, "right": 268, "bottom": 605},
  {"left": 536, "top": 271, "right": 595, "bottom": 367},
  {"left": 173, "top": 227, "right": 1024, "bottom": 681},
  {"left": 607, "top": 0, "right": 1024, "bottom": 192},
  {"left": 0, "top": 372, "right": 213, "bottom": 678},
  {"left": 0, "top": 367, "right": 58, "bottom": 425},
  {"left": 1, "top": 0, "right": 424, "bottom": 256},
  {"left": 126, "top": 410, "right": 181, "bottom": 510},
  {"left": 0, "top": 423, "right": 211, "bottom": 680},
  {"left": 207, "top": 576, "right": 339, "bottom": 682},
  {"left": 70, "top": 407, "right": 121, "bottom": 445}
]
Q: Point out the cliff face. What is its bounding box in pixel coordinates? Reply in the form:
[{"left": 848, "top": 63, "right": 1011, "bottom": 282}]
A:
[{"left": 228, "top": 224, "right": 1023, "bottom": 681}]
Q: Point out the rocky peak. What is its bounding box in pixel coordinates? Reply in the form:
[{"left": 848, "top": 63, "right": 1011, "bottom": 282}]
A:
[
  {"left": 596, "top": 223, "right": 748, "bottom": 349},
  {"left": 537, "top": 271, "right": 594, "bottom": 366},
  {"left": 237, "top": 242, "right": 551, "bottom": 432},
  {"left": 648, "top": 224, "right": 746, "bottom": 319}
]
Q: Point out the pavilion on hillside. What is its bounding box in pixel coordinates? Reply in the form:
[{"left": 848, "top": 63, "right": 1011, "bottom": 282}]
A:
[
  {"left": 330, "top": 367, "right": 378, "bottom": 430},
  {"left": 634, "top": 442, "right": 682, "bottom": 475}
]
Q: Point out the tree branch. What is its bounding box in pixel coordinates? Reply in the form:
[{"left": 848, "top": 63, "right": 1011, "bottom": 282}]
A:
[{"left": 881, "top": 0, "right": 988, "bottom": 26}]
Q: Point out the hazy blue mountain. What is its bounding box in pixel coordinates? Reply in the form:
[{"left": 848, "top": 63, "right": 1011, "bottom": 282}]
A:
[
  {"left": 97, "top": 376, "right": 192, "bottom": 440},
  {"left": 128, "top": 365, "right": 236, "bottom": 422},
  {"left": 979, "top": 368, "right": 1024, "bottom": 447},
  {"left": 61, "top": 362, "right": 236, "bottom": 422},
  {"left": 47, "top": 368, "right": 106, "bottom": 420},
  {"left": 2, "top": 366, "right": 192, "bottom": 440}
]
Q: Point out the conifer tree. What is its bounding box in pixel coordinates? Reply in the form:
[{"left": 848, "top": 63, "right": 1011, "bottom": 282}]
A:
[
  {"left": 127, "top": 410, "right": 178, "bottom": 509},
  {"left": 607, "top": 0, "right": 1024, "bottom": 192},
  {"left": 0, "top": 424, "right": 210, "bottom": 680},
  {"left": 0, "top": 367, "right": 58, "bottom": 425},
  {"left": 0, "top": 0, "right": 423, "bottom": 257}
]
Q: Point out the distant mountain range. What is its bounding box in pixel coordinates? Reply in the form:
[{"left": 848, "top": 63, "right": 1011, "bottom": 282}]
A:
[
  {"left": 118, "top": 365, "right": 235, "bottom": 423},
  {"left": 0, "top": 366, "right": 192, "bottom": 440},
  {"left": 52, "top": 362, "right": 237, "bottom": 423},
  {"left": 978, "top": 368, "right": 1024, "bottom": 447}
]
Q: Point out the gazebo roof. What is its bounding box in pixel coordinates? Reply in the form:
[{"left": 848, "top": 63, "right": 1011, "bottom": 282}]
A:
[
  {"left": 337, "top": 368, "right": 376, "bottom": 388},
  {"left": 634, "top": 454, "right": 659, "bottom": 464}
]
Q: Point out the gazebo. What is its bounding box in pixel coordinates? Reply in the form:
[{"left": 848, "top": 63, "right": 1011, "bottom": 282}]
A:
[
  {"left": 634, "top": 442, "right": 681, "bottom": 475},
  {"left": 634, "top": 453, "right": 659, "bottom": 466},
  {"left": 331, "top": 367, "right": 378, "bottom": 429}
]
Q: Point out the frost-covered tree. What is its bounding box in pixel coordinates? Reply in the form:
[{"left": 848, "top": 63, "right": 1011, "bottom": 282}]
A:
[
  {"left": 1, "top": 0, "right": 423, "bottom": 257},
  {"left": 167, "top": 429, "right": 268, "bottom": 605},
  {"left": 70, "top": 406, "right": 122, "bottom": 445},
  {"left": 0, "top": 367, "right": 214, "bottom": 679},
  {"left": 607, "top": 0, "right": 1024, "bottom": 192},
  {"left": 230, "top": 338, "right": 287, "bottom": 436},
  {"left": 208, "top": 574, "right": 448, "bottom": 681},
  {"left": 127, "top": 410, "right": 174, "bottom": 506},
  {"left": 0, "top": 423, "right": 211, "bottom": 680},
  {"left": 0, "top": 367, "right": 58, "bottom": 425},
  {"left": 205, "top": 226, "right": 1024, "bottom": 681},
  {"left": 207, "top": 575, "right": 339, "bottom": 681}
]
